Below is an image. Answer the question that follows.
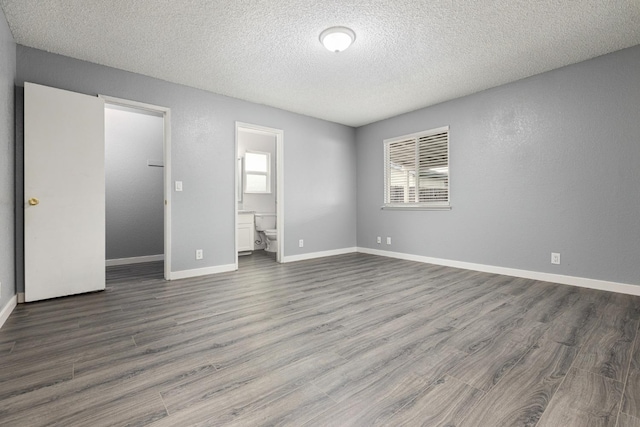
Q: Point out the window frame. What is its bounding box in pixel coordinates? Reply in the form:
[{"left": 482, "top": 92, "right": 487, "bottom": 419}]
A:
[
  {"left": 244, "top": 150, "right": 271, "bottom": 194},
  {"left": 383, "top": 126, "right": 451, "bottom": 210}
]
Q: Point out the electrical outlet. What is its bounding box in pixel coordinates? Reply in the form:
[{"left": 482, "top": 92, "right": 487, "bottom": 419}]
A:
[
  {"left": 299, "top": 239, "right": 304, "bottom": 248},
  {"left": 175, "top": 181, "right": 183, "bottom": 192},
  {"left": 196, "top": 249, "right": 203, "bottom": 260},
  {"left": 386, "top": 237, "right": 391, "bottom": 245},
  {"left": 376, "top": 236, "right": 381, "bottom": 244},
  {"left": 551, "top": 252, "right": 560, "bottom": 265}
]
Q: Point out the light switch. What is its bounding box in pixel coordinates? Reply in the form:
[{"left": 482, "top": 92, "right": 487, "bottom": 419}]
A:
[{"left": 175, "top": 181, "right": 183, "bottom": 192}]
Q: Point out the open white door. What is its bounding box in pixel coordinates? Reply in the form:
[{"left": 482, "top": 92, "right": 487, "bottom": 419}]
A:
[{"left": 24, "top": 83, "right": 106, "bottom": 302}]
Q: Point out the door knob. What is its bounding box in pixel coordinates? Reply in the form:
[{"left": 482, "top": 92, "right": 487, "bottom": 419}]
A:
[{"left": 28, "top": 197, "right": 39, "bottom": 206}]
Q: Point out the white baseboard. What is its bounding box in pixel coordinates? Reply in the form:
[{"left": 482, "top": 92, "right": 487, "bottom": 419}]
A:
[
  {"left": 17, "top": 292, "right": 25, "bottom": 303},
  {"left": 106, "top": 254, "right": 164, "bottom": 267},
  {"left": 282, "top": 247, "right": 358, "bottom": 263},
  {"left": 168, "top": 263, "right": 237, "bottom": 280},
  {"left": 357, "top": 247, "right": 640, "bottom": 297},
  {"left": 0, "top": 295, "right": 17, "bottom": 330}
]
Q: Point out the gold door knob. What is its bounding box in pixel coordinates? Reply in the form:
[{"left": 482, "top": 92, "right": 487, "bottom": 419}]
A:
[{"left": 28, "top": 197, "right": 39, "bottom": 206}]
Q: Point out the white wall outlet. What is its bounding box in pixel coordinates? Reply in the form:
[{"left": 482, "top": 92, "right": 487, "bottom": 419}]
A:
[
  {"left": 551, "top": 252, "right": 560, "bottom": 265},
  {"left": 376, "top": 236, "right": 381, "bottom": 244},
  {"left": 299, "top": 239, "right": 304, "bottom": 248},
  {"left": 175, "top": 181, "right": 183, "bottom": 192},
  {"left": 386, "top": 237, "right": 391, "bottom": 245},
  {"left": 195, "top": 249, "right": 203, "bottom": 260}
]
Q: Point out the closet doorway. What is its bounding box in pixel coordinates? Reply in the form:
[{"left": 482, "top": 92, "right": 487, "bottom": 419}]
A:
[{"left": 102, "top": 96, "right": 172, "bottom": 280}]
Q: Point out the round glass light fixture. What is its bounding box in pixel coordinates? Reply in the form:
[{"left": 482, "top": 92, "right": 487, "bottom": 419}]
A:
[{"left": 319, "top": 26, "right": 356, "bottom": 52}]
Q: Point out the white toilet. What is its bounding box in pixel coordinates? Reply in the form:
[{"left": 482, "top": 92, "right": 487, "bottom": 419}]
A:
[{"left": 255, "top": 213, "right": 277, "bottom": 253}]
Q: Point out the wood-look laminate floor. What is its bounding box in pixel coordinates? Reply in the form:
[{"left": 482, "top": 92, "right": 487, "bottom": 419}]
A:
[{"left": 1, "top": 251, "right": 640, "bottom": 426}]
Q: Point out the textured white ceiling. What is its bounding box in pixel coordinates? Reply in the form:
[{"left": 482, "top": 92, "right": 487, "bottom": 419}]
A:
[{"left": 1, "top": 1, "right": 640, "bottom": 127}]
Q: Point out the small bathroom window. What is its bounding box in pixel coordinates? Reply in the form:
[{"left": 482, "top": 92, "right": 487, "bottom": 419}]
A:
[{"left": 244, "top": 150, "right": 271, "bottom": 193}]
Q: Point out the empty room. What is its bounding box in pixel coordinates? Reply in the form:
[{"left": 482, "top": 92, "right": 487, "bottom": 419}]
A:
[{"left": 1, "top": 1, "right": 640, "bottom": 426}]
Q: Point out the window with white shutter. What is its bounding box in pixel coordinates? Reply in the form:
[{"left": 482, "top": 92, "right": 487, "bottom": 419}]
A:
[{"left": 384, "top": 126, "right": 450, "bottom": 209}]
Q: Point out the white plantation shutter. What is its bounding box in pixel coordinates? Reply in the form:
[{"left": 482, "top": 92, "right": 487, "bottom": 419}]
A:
[
  {"left": 385, "top": 137, "right": 416, "bottom": 204},
  {"left": 384, "top": 126, "right": 450, "bottom": 208}
]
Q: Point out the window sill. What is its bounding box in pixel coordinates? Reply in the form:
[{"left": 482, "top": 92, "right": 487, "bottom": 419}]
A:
[{"left": 381, "top": 205, "right": 451, "bottom": 211}]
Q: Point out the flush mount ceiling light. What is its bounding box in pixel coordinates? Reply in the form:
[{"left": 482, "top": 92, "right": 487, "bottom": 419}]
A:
[{"left": 319, "top": 26, "right": 356, "bottom": 52}]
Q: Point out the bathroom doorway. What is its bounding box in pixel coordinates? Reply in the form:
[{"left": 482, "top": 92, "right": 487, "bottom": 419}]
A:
[{"left": 235, "top": 122, "right": 284, "bottom": 268}]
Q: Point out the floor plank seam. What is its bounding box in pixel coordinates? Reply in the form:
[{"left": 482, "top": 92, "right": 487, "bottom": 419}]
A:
[
  {"left": 620, "top": 412, "right": 640, "bottom": 425},
  {"left": 532, "top": 340, "right": 588, "bottom": 427},
  {"left": 452, "top": 341, "right": 533, "bottom": 426},
  {"left": 384, "top": 374, "right": 453, "bottom": 424},
  {"left": 533, "top": 352, "right": 600, "bottom": 427},
  {"left": 308, "top": 380, "right": 340, "bottom": 405},
  {"left": 614, "top": 321, "right": 639, "bottom": 427},
  {"left": 310, "top": 381, "right": 340, "bottom": 404},
  {"left": 446, "top": 379, "right": 487, "bottom": 427},
  {"left": 158, "top": 391, "right": 170, "bottom": 416},
  {"left": 441, "top": 371, "right": 480, "bottom": 392},
  {"left": 570, "top": 366, "right": 626, "bottom": 384}
]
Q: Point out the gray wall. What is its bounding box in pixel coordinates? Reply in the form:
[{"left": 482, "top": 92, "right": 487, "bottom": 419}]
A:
[
  {"left": 238, "top": 130, "right": 277, "bottom": 215},
  {"left": 356, "top": 45, "right": 640, "bottom": 285},
  {"left": 14, "top": 45, "right": 356, "bottom": 292},
  {"left": 0, "top": 7, "right": 15, "bottom": 310},
  {"left": 14, "top": 34, "right": 634, "bottom": 297},
  {"left": 105, "top": 105, "right": 164, "bottom": 260}
]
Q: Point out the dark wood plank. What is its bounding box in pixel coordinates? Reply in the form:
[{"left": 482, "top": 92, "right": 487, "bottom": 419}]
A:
[
  {"left": 167, "top": 351, "right": 342, "bottom": 413},
  {"left": 537, "top": 368, "right": 623, "bottom": 427},
  {"left": 0, "top": 359, "right": 73, "bottom": 401},
  {"left": 572, "top": 319, "right": 637, "bottom": 382},
  {"left": 618, "top": 412, "right": 640, "bottom": 427},
  {"left": 154, "top": 352, "right": 344, "bottom": 426},
  {"left": 459, "top": 340, "right": 578, "bottom": 426},
  {"left": 0, "top": 353, "right": 214, "bottom": 425},
  {"left": 445, "top": 334, "right": 530, "bottom": 392},
  {"left": 531, "top": 317, "right": 594, "bottom": 347},
  {"left": 312, "top": 339, "right": 465, "bottom": 404},
  {"left": 381, "top": 375, "right": 484, "bottom": 426},
  {"left": 510, "top": 280, "right": 582, "bottom": 324},
  {"left": 223, "top": 383, "right": 336, "bottom": 427},
  {"left": 0, "top": 341, "right": 14, "bottom": 354},
  {"left": 304, "top": 372, "right": 468, "bottom": 426},
  {"left": 622, "top": 326, "right": 640, "bottom": 419}
]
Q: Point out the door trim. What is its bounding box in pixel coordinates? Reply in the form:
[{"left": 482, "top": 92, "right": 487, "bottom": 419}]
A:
[
  {"left": 99, "top": 95, "right": 172, "bottom": 280},
  {"left": 235, "top": 122, "right": 284, "bottom": 267}
]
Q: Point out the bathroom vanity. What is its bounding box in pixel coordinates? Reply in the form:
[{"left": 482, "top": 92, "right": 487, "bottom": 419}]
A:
[{"left": 237, "top": 211, "right": 255, "bottom": 253}]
